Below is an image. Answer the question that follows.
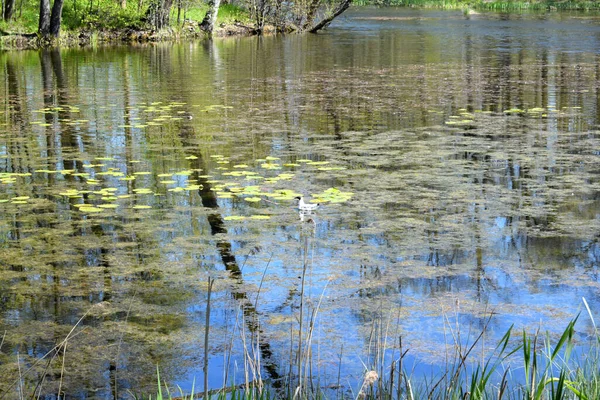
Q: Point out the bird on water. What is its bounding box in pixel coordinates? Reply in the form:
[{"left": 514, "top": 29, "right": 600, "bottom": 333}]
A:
[{"left": 295, "top": 196, "right": 320, "bottom": 212}]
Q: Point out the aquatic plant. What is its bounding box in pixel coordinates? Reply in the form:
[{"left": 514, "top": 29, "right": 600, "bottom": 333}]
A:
[{"left": 138, "top": 298, "right": 600, "bottom": 399}]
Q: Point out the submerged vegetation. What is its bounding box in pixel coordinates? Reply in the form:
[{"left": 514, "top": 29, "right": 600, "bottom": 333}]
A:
[
  {"left": 3, "top": 11, "right": 600, "bottom": 398},
  {"left": 2, "top": 97, "right": 600, "bottom": 397},
  {"left": 92, "top": 301, "right": 600, "bottom": 399}
]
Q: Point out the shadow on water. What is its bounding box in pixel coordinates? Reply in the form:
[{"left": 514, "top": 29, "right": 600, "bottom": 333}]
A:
[{"left": 179, "top": 118, "right": 283, "bottom": 390}]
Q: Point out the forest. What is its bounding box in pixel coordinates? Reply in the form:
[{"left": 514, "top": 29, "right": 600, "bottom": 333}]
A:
[{"left": 2, "top": 0, "right": 600, "bottom": 48}]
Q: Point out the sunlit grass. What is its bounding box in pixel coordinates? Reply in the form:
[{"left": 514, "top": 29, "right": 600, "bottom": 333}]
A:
[{"left": 0, "top": 0, "right": 249, "bottom": 34}]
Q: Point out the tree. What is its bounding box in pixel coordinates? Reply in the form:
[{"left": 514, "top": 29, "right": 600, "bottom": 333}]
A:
[
  {"left": 3, "top": 0, "right": 16, "bottom": 20},
  {"left": 38, "top": 0, "right": 51, "bottom": 34},
  {"left": 38, "top": 0, "right": 65, "bottom": 37},
  {"left": 146, "top": 0, "right": 174, "bottom": 29},
  {"left": 49, "top": 0, "right": 65, "bottom": 36},
  {"left": 246, "top": 0, "right": 352, "bottom": 34},
  {"left": 199, "top": 0, "right": 220, "bottom": 34},
  {"left": 308, "top": 0, "right": 352, "bottom": 33}
]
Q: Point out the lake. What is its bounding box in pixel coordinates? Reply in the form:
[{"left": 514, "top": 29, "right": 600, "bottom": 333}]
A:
[{"left": 1, "top": 7, "right": 600, "bottom": 398}]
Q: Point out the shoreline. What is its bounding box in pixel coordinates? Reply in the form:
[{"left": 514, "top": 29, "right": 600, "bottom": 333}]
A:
[
  {"left": 0, "top": 20, "right": 266, "bottom": 50},
  {"left": 2, "top": 3, "right": 600, "bottom": 50}
]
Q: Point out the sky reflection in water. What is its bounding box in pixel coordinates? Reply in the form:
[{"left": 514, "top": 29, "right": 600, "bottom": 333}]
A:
[{"left": 1, "top": 8, "right": 600, "bottom": 397}]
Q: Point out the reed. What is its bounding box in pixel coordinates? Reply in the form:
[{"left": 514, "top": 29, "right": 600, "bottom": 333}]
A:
[
  {"left": 8, "top": 269, "right": 600, "bottom": 399},
  {"left": 132, "top": 293, "right": 600, "bottom": 400}
]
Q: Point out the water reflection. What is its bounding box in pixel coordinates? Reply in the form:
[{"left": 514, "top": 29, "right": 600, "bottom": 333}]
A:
[{"left": 2, "top": 9, "right": 600, "bottom": 397}]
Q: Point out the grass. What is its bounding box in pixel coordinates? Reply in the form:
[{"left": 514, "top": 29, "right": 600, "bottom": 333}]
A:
[
  {"left": 0, "top": 0, "right": 249, "bottom": 35},
  {"left": 143, "top": 299, "right": 600, "bottom": 399}
]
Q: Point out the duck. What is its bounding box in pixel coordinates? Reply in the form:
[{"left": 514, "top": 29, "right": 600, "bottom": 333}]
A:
[{"left": 295, "top": 196, "right": 320, "bottom": 212}]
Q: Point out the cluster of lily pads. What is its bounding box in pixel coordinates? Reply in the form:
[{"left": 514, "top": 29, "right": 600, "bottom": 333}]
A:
[
  {"left": 3, "top": 101, "right": 354, "bottom": 218},
  {"left": 118, "top": 102, "right": 190, "bottom": 128},
  {"left": 28, "top": 101, "right": 195, "bottom": 130},
  {"left": 30, "top": 105, "right": 89, "bottom": 127},
  {"left": 443, "top": 106, "right": 582, "bottom": 127},
  {"left": 206, "top": 155, "right": 353, "bottom": 221},
  {"left": 0, "top": 154, "right": 353, "bottom": 219}
]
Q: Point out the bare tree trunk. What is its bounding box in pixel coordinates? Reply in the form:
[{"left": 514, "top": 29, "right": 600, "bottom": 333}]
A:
[
  {"left": 49, "top": 0, "right": 65, "bottom": 36},
  {"left": 121, "top": 0, "right": 126, "bottom": 9},
  {"left": 146, "top": 0, "right": 173, "bottom": 29},
  {"left": 38, "top": 0, "right": 50, "bottom": 34},
  {"left": 3, "top": 0, "right": 15, "bottom": 20},
  {"left": 308, "top": 0, "right": 351, "bottom": 33},
  {"left": 199, "top": 0, "right": 220, "bottom": 34}
]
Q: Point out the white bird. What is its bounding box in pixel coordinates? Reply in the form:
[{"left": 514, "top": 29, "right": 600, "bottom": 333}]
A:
[{"left": 295, "top": 196, "right": 319, "bottom": 212}]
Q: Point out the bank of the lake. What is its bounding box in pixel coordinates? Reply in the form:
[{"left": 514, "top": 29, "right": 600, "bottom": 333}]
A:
[
  {"left": 3, "top": 0, "right": 600, "bottom": 50},
  {"left": 0, "top": 21, "right": 262, "bottom": 50},
  {"left": 0, "top": 3, "right": 265, "bottom": 50}
]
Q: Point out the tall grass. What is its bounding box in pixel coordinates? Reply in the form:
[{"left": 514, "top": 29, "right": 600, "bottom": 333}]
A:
[{"left": 147, "top": 296, "right": 600, "bottom": 399}]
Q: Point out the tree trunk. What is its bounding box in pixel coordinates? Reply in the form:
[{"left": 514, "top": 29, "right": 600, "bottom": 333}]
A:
[
  {"left": 302, "top": 0, "right": 320, "bottom": 30},
  {"left": 308, "top": 0, "right": 351, "bottom": 33},
  {"left": 38, "top": 0, "right": 50, "bottom": 34},
  {"left": 3, "top": 0, "right": 15, "bottom": 20},
  {"left": 146, "top": 0, "right": 173, "bottom": 29},
  {"left": 121, "top": 0, "right": 126, "bottom": 8},
  {"left": 49, "top": 0, "right": 64, "bottom": 36},
  {"left": 199, "top": 0, "right": 220, "bottom": 34}
]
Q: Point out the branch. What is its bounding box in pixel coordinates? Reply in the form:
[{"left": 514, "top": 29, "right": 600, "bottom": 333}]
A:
[{"left": 308, "top": 0, "right": 351, "bottom": 33}]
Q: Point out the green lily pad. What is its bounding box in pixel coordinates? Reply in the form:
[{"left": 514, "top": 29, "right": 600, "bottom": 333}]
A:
[{"left": 224, "top": 215, "right": 246, "bottom": 221}]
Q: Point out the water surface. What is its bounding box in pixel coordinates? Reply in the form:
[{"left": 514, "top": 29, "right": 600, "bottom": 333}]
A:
[{"left": 1, "top": 7, "right": 600, "bottom": 398}]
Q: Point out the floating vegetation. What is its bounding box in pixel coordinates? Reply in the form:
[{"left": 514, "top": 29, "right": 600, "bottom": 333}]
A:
[
  {"left": 312, "top": 188, "right": 353, "bottom": 203},
  {"left": 133, "top": 188, "right": 154, "bottom": 195},
  {"left": 79, "top": 206, "right": 103, "bottom": 213},
  {"left": 249, "top": 215, "right": 270, "bottom": 220},
  {"left": 224, "top": 215, "right": 246, "bottom": 221},
  {"left": 504, "top": 108, "right": 525, "bottom": 114},
  {"left": 3, "top": 38, "right": 600, "bottom": 400}
]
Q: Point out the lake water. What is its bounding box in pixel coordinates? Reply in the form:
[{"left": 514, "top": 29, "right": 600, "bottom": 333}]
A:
[{"left": 2, "top": 7, "right": 600, "bottom": 398}]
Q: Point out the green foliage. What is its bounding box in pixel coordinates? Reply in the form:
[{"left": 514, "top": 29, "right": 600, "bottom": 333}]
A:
[
  {"left": 0, "top": 0, "right": 250, "bottom": 35},
  {"left": 175, "top": 3, "right": 250, "bottom": 25},
  {"left": 217, "top": 4, "right": 251, "bottom": 24},
  {"left": 0, "top": 4, "right": 42, "bottom": 33},
  {"left": 65, "top": 2, "right": 146, "bottom": 30},
  {"left": 77, "top": 6, "right": 142, "bottom": 29}
]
